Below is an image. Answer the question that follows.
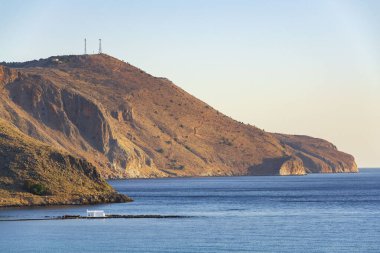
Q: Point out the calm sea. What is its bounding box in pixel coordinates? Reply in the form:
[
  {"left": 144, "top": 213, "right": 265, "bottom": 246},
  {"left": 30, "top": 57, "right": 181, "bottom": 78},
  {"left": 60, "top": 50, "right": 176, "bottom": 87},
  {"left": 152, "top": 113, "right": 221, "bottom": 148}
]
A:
[{"left": 0, "top": 169, "right": 379, "bottom": 253}]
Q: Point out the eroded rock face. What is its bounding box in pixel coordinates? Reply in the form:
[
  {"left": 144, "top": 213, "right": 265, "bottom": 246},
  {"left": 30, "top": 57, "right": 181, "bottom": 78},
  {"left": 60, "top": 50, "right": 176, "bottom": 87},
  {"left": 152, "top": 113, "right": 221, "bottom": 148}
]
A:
[
  {"left": 0, "top": 54, "right": 358, "bottom": 178},
  {"left": 61, "top": 90, "right": 112, "bottom": 153},
  {"left": 8, "top": 75, "right": 73, "bottom": 134},
  {"left": 275, "top": 134, "right": 358, "bottom": 174},
  {"left": 111, "top": 105, "right": 134, "bottom": 123},
  {"left": 7, "top": 75, "right": 115, "bottom": 154},
  {"left": 248, "top": 156, "right": 307, "bottom": 176},
  {"left": 0, "top": 66, "right": 18, "bottom": 86},
  {"left": 278, "top": 157, "right": 306, "bottom": 176}
]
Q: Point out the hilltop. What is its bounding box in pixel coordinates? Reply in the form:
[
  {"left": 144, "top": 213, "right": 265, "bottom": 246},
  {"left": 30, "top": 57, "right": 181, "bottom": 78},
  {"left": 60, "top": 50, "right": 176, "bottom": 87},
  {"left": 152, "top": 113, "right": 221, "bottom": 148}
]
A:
[{"left": 0, "top": 54, "right": 357, "bottom": 179}]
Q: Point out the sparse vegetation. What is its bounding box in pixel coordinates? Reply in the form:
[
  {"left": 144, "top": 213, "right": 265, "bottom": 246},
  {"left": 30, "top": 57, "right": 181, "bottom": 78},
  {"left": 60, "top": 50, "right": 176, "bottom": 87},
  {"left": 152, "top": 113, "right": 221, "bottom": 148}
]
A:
[
  {"left": 145, "top": 158, "right": 152, "bottom": 166},
  {"left": 0, "top": 119, "right": 131, "bottom": 207},
  {"left": 174, "top": 165, "right": 185, "bottom": 170},
  {"left": 219, "top": 137, "right": 233, "bottom": 146},
  {"left": 155, "top": 148, "right": 164, "bottom": 153},
  {"left": 24, "top": 181, "right": 49, "bottom": 196}
]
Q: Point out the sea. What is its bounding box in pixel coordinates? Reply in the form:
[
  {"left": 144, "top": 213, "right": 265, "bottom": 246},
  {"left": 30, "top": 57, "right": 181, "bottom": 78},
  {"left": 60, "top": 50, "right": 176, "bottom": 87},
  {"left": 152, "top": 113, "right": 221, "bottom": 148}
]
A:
[{"left": 0, "top": 168, "right": 379, "bottom": 253}]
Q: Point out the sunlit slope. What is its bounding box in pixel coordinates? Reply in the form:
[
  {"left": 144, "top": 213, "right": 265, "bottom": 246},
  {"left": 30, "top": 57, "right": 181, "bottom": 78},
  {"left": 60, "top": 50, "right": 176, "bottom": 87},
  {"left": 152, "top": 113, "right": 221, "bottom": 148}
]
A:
[{"left": 0, "top": 55, "right": 357, "bottom": 178}]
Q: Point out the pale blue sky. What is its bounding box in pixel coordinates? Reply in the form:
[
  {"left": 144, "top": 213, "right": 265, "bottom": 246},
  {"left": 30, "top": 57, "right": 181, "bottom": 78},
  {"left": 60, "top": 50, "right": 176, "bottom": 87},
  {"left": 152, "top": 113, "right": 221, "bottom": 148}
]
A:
[{"left": 0, "top": 0, "right": 379, "bottom": 167}]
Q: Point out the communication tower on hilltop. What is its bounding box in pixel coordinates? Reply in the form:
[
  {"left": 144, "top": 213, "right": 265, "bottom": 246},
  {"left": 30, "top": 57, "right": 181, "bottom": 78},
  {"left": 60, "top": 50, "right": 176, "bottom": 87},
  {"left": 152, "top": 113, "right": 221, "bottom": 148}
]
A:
[
  {"left": 98, "top": 39, "right": 102, "bottom": 54},
  {"left": 84, "top": 38, "right": 87, "bottom": 54}
]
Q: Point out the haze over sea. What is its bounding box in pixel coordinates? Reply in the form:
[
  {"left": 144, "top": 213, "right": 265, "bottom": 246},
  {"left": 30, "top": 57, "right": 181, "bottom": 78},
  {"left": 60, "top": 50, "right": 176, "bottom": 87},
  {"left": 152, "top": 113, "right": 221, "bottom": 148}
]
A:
[{"left": 1, "top": 169, "right": 379, "bottom": 253}]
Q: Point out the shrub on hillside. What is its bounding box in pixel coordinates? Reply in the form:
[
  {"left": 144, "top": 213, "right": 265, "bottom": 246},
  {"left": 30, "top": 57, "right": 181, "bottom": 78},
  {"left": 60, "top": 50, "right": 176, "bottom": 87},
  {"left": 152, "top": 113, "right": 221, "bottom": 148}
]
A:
[{"left": 24, "top": 180, "right": 50, "bottom": 196}]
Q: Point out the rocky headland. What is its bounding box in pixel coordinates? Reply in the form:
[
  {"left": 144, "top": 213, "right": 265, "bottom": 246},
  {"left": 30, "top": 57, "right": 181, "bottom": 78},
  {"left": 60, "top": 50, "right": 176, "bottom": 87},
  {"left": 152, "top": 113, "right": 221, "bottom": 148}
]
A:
[{"left": 0, "top": 54, "right": 357, "bottom": 206}]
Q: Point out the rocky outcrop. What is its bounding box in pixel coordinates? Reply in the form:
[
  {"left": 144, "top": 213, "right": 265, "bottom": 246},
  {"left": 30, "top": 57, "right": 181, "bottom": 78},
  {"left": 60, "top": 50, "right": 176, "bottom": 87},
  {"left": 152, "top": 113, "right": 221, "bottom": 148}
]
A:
[
  {"left": 0, "top": 54, "right": 358, "bottom": 178},
  {"left": 248, "top": 156, "right": 306, "bottom": 176},
  {"left": 7, "top": 75, "right": 73, "bottom": 134},
  {"left": 2, "top": 68, "right": 164, "bottom": 178},
  {"left": 0, "top": 66, "right": 18, "bottom": 86},
  {"left": 275, "top": 134, "right": 358, "bottom": 173},
  {"left": 111, "top": 105, "right": 134, "bottom": 123},
  {"left": 61, "top": 89, "right": 112, "bottom": 153},
  {"left": 278, "top": 156, "right": 306, "bottom": 176},
  {"left": 0, "top": 119, "right": 131, "bottom": 207}
]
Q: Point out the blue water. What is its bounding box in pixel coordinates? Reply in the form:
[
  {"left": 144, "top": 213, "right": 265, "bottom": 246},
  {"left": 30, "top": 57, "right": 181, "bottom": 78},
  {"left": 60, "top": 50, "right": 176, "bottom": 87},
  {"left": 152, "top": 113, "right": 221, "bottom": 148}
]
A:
[{"left": 1, "top": 169, "right": 379, "bottom": 252}]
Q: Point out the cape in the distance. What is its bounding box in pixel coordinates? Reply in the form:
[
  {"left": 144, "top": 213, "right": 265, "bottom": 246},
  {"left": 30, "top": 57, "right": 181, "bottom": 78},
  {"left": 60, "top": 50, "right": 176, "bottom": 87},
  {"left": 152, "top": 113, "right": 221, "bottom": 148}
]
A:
[{"left": 0, "top": 54, "right": 357, "bottom": 206}]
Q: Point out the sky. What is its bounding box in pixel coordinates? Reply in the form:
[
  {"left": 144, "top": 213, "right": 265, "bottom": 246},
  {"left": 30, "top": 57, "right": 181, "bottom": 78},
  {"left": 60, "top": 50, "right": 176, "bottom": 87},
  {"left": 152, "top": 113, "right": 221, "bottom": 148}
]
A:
[{"left": 0, "top": 0, "right": 379, "bottom": 167}]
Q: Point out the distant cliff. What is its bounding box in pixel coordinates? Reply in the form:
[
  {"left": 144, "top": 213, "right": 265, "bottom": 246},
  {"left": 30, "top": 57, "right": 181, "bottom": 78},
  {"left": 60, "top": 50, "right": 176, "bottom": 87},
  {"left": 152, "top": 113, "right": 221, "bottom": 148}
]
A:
[
  {"left": 0, "top": 54, "right": 357, "bottom": 179},
  {"left": 0, "top": 119, "right": 131, "bottom": 207}
]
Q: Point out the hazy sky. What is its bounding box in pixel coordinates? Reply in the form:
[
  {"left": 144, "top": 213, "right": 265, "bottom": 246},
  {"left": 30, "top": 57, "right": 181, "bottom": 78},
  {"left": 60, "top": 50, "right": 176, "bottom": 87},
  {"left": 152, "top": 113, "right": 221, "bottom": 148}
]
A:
[{"left": 0, "top": 0, "right": 379, "bottom": 167}]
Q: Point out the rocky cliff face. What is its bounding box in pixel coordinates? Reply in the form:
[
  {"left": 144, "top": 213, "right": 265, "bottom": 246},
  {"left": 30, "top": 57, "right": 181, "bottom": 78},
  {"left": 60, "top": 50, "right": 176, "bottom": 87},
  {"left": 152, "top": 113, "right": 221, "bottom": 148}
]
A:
[
  {"left": 0, "top": 119, "right": 131, "bottom": 207},
  {"left": 275, "top": 134, "right": 358, "bottom": 173},
  {"left": 0, "top": 55, "right": 358, "bottom": 178}
]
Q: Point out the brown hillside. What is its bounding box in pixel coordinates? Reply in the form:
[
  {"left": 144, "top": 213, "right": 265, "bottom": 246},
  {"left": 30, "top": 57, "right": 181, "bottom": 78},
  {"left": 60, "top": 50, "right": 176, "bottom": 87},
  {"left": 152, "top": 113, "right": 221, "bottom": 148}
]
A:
[
  {"left": 0, "top": 119, "right": 131, "bottom": 207},
  {"left": 0, "top": 54, "right": 357, "bottom": 178}
]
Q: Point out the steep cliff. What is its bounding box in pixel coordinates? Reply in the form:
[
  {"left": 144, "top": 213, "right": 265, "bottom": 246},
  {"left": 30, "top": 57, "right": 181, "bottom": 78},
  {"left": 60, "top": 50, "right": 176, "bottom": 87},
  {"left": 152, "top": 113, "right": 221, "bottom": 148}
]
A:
[
  {"left": 0, "top": 119, "right": 131, "bottom": 207},
  {"left": 0, "top": 55, "right": 358, "bottom": 178},
  {"left": 275, "top": 134, "right": 358, "bottom": 173}
]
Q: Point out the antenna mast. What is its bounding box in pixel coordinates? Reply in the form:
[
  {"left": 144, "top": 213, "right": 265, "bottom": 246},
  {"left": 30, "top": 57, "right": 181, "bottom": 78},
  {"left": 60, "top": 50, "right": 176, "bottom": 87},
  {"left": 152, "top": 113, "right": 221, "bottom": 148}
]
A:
[
  {"left": 84, "top": 38, "right": 87, "bottom": 54},
  {"left": 98, "top": 39, "right": 102, "bottom": 54}
]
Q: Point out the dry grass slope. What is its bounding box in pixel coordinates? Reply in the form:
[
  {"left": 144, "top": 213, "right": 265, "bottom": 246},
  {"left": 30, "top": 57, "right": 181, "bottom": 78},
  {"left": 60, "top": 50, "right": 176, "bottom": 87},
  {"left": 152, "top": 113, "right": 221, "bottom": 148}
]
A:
[{"left": 0, "top": 119, "right": 131, "bottom": 207}]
